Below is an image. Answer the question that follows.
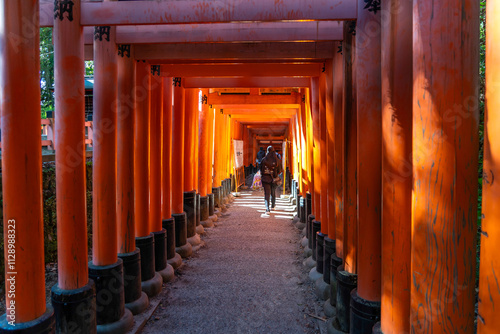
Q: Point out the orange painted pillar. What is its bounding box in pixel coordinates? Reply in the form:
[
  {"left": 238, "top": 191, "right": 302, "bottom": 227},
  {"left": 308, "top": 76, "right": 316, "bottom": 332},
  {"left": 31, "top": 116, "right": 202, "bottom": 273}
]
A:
[
  {"left": 0, "top": 1, "right": 54, "bottom": 330},
  {"left": 171, "top": 78, "right": 192, "bottom": 258},
  {"left": 184, "top": 89, "right": 196, "bottom": 193},
  {"left": 150, "top": 70, "right": 163, "bottom": 234},
  {"left": 117, "top": 45, "right": 149, "bottom": 316},
  {"left": 193, "top": 92, "right": 200, "bottom": 192},
  {"left": 171, "top": 78, "right": 185, "bottom": 214},
  {"left": 478, "top": 1, "right": 500, "bottom": 332},
  {"left": 375, "top": 0, "right": 412, "bottom": 333},
  {"left": 92, "top": 23, "right": 133, "bottom": 329},
  {"left": 300, "top": 91, "right": 308, "bottom": 196},
  {"left": 332, "top": 45, "right": 344, "bottom": 262},
  {"left": 134, "top": 61, "right": 151, "bottom": 239},
  {"left": 333, "top": 21, "right": 358, "bottom": 334},
  {"left": 199, "top": 91, "right": 209, "bottom": 197},
  {"left": 350, "top": 0, "right": 383, "bottom": 330},
  {"left": 198, "top": 90, "right": 213, "bottom": 227},
  {"left": 117, "top": 46, "right": 136, "bottom": 254},
  {"left": 207, "top": 106, "right": 215, "bottom": 196},
  {"left": 162, "top": 77, "right": 173, "bottom": 220},
  {"left": 311, "top": 78, "right": 320, "bottom": 220},
  {"left": 213, "top": 110, "right": 222, "bottom": 188},
  {"left": 319, "top": 70, "right": 328, "bottom": 236},
  {"left": 93, "top": 26, "right": 118, "bottom": 267},
  {"left": 411, "top": 0, "right": 478, "bottom": 332}
]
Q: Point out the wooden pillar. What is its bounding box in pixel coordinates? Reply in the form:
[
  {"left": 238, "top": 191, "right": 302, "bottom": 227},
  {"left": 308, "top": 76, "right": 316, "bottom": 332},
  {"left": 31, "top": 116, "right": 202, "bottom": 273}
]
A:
[
  {"left": 311, "top": 78, "right": 320, "bottom": 218},
  {"left": 171, "top": 78, "right": 185, "bottom": 214},
  {"left": 193, "top": 91, "right": 200, "bottom": 192},
  {"left": 149, "top": 71, "right": 163, "bottom": 233},
  {"left": 207, "top": 106, "right": 215, "bottom": 195},
  {"left": 343, "top": 22, "right": 357, "bottom": 275},
  {"left": 411, "top": 0, "right": 479, "bottom": 331},
  {"left": 93, "top": 25, "right": 118, "bottom": 266},
  {"left": 162, "top": 77, "right": 173, "bottom": 219},
  {"left": 378, "top": 0, "right": 412, "bottom": 333},
  {"left": 479, "top": 1, "right": 500, "bottom": 332},
  {"left": 134, "top": 61, "right": 151, "bottom": 237},
  {"left": 184, "top": 89, "right": 197, "bottom": 192},
  {"left": 332, "top": 46, "right": 344, "bottom": 258},
  {"left": 53, "top": 0, "right": 88, "bottom": 290},
  {"left": 117, "top": 46, "right": 136, "bottom": 253},
  {"left": 300, "top": 90, "right": 309, "bottom": 196},
  {"left": 199, "top": 90, "right": 209, "bottom": 197},
  {"left": 306, "top": 87, "right": 315, "bottom": 201},
  {"left": 0, "top": 0, "right": 54, "bottom": 327},
  {"left": 319, "top": 70, "right": 328, "bottom": 235},
  {"left": 213, "top": 110, "right": 222, "bottom": 188},
  {"left": 325, "top": 58, "right": 336, "bottom": 242}
]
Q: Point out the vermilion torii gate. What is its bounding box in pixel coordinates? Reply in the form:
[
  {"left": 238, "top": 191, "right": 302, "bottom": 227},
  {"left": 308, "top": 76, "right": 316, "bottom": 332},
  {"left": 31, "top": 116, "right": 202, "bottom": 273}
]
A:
[{"left": 0, "top": 0, "right": 492, "bottom": 334}]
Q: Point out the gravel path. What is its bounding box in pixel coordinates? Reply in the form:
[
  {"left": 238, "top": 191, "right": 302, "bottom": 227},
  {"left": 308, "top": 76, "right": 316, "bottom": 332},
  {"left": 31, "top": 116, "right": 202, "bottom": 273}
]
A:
[{"left": 142, "top": 190, "right": 324, "bottom": 334}]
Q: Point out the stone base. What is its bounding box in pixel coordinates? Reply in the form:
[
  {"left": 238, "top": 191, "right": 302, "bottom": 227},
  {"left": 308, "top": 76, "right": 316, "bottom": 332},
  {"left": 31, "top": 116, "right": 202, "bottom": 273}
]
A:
[
  {"left": 315, "top": 277, "right": 330, "bottom": 301},
  {"left": 221, "top": 205, "right": 228, "bottom": 213},
  {"left": 309, "top": 267, "right": 323, "bottom": 282},
  {"left": 187, "top": 233, "right": 202, "bottom": 247},
  {"left": 296, "top": 222, "right": 306, "bottom": 230},
  {"left": 327, "top": 317, "right": 348, "bottom": 334},
  {"left": 196, "top": 224, "right": 205, "bottom": 235},
  {"left": 141, "top": 272, "right": 163, "bottom": 298},
  {"left": 201, "top": 218, "right": 214, "bottom": 228},
  {"left": 125, "top": 291, "right": 149, "bottom": 316},
  {"left": 304, "top": 256, "right": 316, "bottom": 269},
  {"left": 324, "top": 299, "right": 336, "bottom": 318},
  {"left": 292, "top": 215, "right": 300, "bottom": 224},
  {"left": 301, "top": 236, "right": 308, "bottom": 248},
  {"left": 96, "top": 308, "right": 133, "bottom": 334},
  {"left": 176, "top": 242, "right": 193, "bottom": 259},
  {"left": 303, "top": 246, "right": 312, "bottom": 258},
  {"left": 301, "top": 226, "right": 307, "bottom": 236},
  {"left": 167, "top": 253, "right": 183, "bottom": 269},
  {"left": 209, "top": 214, "right": 218, "bottom": 222},
  {"left": 0, "top": 305, "right": 55, "bottom": 334},
  {"left": 215, "top": 210, "right": 222, "bottom": 217},
  {"left": 158, "top": 264, "right": 175, "bottom": 283}
]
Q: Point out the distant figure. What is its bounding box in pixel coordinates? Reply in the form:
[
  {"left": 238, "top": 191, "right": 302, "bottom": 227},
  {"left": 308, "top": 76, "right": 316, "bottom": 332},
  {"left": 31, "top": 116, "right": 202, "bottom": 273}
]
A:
[
  {"left": 260, "top": 146, "right": 282, "bottom": 214},
  {"left": 256, "top": 147, "right": 266, "bottom": 169}
]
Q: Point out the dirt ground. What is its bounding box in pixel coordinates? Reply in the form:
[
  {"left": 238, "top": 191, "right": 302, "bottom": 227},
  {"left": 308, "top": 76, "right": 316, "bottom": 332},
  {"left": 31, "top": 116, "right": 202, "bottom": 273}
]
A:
[{"left": 143, "top": 190, "right": 327, "bottom": 334}]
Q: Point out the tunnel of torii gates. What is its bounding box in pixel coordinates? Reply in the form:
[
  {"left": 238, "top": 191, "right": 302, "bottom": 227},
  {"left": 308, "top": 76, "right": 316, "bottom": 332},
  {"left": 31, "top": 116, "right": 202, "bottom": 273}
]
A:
[{"left": 0, "top": 0, "right": 498, "bottom": 334}]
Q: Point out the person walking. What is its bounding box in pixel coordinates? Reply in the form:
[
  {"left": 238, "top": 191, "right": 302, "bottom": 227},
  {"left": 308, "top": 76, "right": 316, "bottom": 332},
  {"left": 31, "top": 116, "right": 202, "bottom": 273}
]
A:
[{"left": 260, "top": 146, "right": 282, "bottom": 214}]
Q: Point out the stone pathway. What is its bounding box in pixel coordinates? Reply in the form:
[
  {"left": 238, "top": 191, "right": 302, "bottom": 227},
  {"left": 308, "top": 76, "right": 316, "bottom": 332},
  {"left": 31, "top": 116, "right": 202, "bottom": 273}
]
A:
[{"left": 142, "top": 190, "right": 324, "bottom": 334}]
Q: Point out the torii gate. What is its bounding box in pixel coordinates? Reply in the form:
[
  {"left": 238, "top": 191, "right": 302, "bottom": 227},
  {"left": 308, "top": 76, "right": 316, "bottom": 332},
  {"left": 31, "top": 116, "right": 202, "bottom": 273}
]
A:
[{"left": 0, "top": 1, "right": 492, "bottom": 334}]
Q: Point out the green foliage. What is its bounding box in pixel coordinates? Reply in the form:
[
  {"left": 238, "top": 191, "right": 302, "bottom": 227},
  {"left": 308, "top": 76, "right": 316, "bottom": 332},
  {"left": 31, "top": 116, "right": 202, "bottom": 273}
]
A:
[{"left": 40, "top": 28, "right": 54, "bottom": 114}]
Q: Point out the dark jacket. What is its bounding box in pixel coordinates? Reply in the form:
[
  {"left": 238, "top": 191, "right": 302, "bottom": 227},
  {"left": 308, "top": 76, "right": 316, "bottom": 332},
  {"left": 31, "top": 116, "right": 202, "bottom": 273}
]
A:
[
  {"left": 256, "top": 149, "right": 266, "bottom": 164},
  {"left": 260, "top": 152, "right": 282, "bottom": 184}
]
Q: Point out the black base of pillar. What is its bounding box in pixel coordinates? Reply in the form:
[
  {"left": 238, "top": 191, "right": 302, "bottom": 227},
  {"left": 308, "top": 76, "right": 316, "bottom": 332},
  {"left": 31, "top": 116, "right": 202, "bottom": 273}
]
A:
[
  {"left": 153, "top": 229, "right": 174, "bottom": 282},
  {"left": 312, "top": 220, "right": 321, "bottom": 262},
  {"left": 297, "top": 194, "right": 302, "bottom": 218},
  {"left": 350, "top": 289, "right": 381, "bottom": 334},
  {"left": 136, "top": 234, "right": 162, "bottom": 297},
  {"left": 307, "top": 214, "right": 315, "bottom": 249},
  {"left": 118, "top": 249, "right": 149, "bottom": 315},
  {"left": 336, "top": 267, "right": 358, "bottom": 333},
  {"left": 51, "top": 280, "right": 96, "bottom": 333},
  {"left": 0, "top": 307, "right": 55, "bottom": 334},
  {"left": 153, "top": 229, "right": 167, "bottom": 272},
  {"left": 212, "top": 187, "right": 220, "bottom": 208},
  {"left": 184, "top": 191, "right": 197, "bottom": 238},
  {"left": 163, "top": 217, "right": 183, "bottom": 269},
  {"left": 88, "top": 259, "right": 133, "bottom": 333},
  {"left": 196, "top": 193, "right": 201, "bottom": 226},
  {"left": 329, "top": 254, "right": 343, "bottom": 307},
  {"left": 200, "top": 196, "right": 209, "bottom": 221},
  {"left": 208, "top": 193, "right": 215, "bottom": 216},
  {"left": 172, "top": 212, "right": 192, "bottom": 258},
  {"left": 316, "top": 232, "right": 326, "bottom": 274},
  {"left": 323, "top": 237, "right": 335, "bottom": 284},
  {"left": 306, "top": 192, "right": 312, "bottom": 217}
]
